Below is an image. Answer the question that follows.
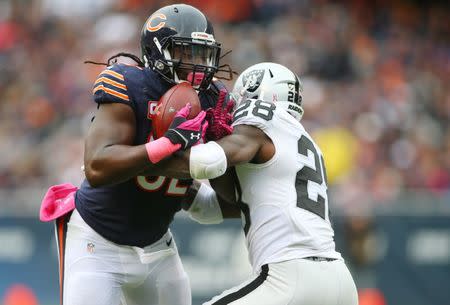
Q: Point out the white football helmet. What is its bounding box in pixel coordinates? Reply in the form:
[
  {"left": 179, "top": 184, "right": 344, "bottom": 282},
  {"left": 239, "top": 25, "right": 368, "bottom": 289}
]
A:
[{"left": 232, "top": 62, "right": 304, "bottom": 120}]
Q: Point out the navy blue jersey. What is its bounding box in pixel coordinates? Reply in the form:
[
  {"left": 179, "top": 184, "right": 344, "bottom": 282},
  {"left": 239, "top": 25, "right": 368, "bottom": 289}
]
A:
[{"left": 76, "top": 64, "right": 225, "bottom": 247}]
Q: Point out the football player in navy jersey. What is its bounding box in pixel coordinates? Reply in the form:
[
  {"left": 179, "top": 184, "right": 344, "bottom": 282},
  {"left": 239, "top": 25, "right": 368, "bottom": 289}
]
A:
[{"left": 53, "top": 4, "right": 232, "bottom": 305}]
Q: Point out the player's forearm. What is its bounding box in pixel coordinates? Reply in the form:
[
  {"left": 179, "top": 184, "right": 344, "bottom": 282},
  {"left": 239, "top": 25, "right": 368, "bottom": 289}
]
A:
[
  {"left": 181, "top": 180, "right": 239, "bottom": 224},
  {"left": 86, "top": 135, "right": 194, "bottom": 186},
  {"left": 209, "top": 171, "right": 236, "bottom": 204},
  {"left": 85, "top": 144, "right": 167, "bottom": 187},
  {"left": 138, "top": 150, "right": 191, "bottom": 179},
  {"left": 210, "top": 170, "right": 241, "bottom": 218}
]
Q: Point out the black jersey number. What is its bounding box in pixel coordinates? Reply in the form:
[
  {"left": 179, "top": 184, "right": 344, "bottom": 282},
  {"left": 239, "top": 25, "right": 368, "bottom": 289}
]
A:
[
  {"left": 295, "top": 136, "right": 328, "bottom": 219},
  {"left": 233, "top": 99, "right": 276, "bottom": 121}
]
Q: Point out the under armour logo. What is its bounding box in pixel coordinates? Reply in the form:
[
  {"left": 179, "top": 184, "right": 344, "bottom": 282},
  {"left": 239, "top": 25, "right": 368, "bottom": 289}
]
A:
[{"left": 191, "top": 133, "right": 201, "bottom": 140}]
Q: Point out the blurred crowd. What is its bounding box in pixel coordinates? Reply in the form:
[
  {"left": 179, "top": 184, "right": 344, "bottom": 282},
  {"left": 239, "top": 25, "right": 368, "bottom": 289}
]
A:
[{"left": 0, "top": 0, "right": 449, "bottom": 214}]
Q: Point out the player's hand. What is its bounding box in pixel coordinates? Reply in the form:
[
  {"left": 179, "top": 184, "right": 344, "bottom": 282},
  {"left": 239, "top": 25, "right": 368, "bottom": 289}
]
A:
[
  {"left": 164, "top": 103, "right": 208, "bottom": 149},
  {"left": 205, "top": 88, "right": 235, "bottom": 141}
]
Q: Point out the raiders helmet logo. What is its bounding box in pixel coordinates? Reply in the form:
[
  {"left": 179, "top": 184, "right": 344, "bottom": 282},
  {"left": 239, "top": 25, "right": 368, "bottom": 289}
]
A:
[{"left": 242, "top": 69, "right": 265, "bottom": 92}]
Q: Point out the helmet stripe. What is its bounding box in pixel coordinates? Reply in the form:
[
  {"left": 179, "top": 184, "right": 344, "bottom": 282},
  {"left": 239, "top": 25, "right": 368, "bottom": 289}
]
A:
[{"left": 294, "top": 72, "right": 300, "bottom": 105}]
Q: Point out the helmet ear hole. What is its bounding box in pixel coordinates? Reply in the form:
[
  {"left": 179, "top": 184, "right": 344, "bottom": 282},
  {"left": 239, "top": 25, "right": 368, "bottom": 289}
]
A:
[{"left": 155, "top": 60, "right": 165, "bottom": 71}]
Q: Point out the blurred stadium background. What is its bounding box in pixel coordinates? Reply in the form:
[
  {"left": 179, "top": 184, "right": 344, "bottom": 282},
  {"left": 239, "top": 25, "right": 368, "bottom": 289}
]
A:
[{"left": 0, "top": 0, "right": 449, "bottom": 304}]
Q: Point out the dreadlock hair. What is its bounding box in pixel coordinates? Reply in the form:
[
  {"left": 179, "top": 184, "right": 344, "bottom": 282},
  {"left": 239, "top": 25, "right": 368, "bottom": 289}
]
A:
[
  {"left": 85, "top": 50, "right": 238, "bottom": 80},
  {"left": 215, "top": 49, "right": 238, "bottom": 81},
  {"left": 84, "top": 52, "right": 145, "bottom": 67}
]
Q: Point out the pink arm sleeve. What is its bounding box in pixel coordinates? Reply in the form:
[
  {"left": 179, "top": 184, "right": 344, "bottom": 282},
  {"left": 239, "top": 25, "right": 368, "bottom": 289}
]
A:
[{"left": 145, "top": 137, "right": 181, "bottom": 164}]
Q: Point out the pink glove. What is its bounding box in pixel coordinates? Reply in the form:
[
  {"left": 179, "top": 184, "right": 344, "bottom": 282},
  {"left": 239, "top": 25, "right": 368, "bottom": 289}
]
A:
[
  {"left": 165, "top": 103, "right": 209, "bottom": 149},
  {"left": 145, "top": 104, "right": 208, "bottom": 164},
  {"left": 205, "top": 89, "right": 235, "bottom": 141}
]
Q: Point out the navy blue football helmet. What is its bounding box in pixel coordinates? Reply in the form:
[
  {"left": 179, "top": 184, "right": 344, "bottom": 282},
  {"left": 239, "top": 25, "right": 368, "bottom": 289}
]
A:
[{"left": 141, "top": 4, "right": 221, "bottom": 90}]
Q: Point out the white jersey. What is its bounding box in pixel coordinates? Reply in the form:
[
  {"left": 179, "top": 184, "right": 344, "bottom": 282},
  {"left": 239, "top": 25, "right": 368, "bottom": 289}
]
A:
[{"left": 232, "top": 99, "right": 342, "bottom": 272}]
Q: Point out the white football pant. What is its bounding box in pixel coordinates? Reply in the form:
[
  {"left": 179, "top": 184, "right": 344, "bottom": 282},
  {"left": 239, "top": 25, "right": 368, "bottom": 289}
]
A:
[
  {"left": 55, "top": 209, "right": 191, "bottom": 305},
  {"left": 203, "top": 258, "right": 358, "bottom": 305}
]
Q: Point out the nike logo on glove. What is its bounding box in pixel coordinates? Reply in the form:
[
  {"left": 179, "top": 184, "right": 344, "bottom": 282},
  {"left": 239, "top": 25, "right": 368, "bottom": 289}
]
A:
[{"left": 166, "top": 237, "right": 173, "bottom": 247}]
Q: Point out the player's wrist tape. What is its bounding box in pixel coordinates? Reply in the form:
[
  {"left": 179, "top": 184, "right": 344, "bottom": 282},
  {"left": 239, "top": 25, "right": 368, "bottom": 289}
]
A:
[
  {"left": 188, "top": 183, "right": 223, "bottom": 224},
  {"left": 189, "top": 141, "right": 227, "bottom": 179},
  {"left": 145, "top": 137, "right": 181, "bottom": 164}
]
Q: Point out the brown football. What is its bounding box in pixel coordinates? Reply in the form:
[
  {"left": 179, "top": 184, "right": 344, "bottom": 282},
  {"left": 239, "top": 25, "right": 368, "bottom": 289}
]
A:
[{"left": 152, "top": 82, "right": 201, "bottom": 139}]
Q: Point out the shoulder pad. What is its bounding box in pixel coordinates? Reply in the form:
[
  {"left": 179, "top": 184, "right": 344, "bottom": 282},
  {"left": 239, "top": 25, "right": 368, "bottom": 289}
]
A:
[{"left": 92, "top": 65, "right": 131, "bottom": 105}]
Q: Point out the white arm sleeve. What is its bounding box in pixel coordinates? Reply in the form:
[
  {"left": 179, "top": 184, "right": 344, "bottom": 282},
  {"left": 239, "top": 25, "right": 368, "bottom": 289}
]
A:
[
  {"left": 189, "top": 141, "right": 227, "bottom": 179},
  {"left": 187, "top": 183, "right": 223, "bottom": 225}
]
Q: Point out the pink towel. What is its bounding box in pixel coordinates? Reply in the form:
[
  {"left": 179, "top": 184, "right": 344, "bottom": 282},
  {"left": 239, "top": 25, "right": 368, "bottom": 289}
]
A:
[{"left": 40, "top": 183, "right": 78, "bottom": 222}]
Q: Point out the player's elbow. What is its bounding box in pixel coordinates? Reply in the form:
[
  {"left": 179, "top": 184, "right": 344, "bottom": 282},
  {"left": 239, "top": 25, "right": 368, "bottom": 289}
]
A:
[
  {"left": 189, "top": 142, "right": 228, "bottom": 180},
  {"left": 84, "top": 160, "right": 109, "bottom": 188},
  {"left": 84, "top": 168, "right": 103, "bottom": 188}
]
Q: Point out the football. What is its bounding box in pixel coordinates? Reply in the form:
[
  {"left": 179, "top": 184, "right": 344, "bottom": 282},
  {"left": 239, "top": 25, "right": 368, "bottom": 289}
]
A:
[{"left": 152, "top": 82, "right": 201, "bottom": 139}]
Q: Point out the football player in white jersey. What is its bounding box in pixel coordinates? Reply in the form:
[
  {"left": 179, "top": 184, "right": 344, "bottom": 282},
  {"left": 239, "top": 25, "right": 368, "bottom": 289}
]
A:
[{"left": 157, "top": 62, "right": 358, "bottom": 305}]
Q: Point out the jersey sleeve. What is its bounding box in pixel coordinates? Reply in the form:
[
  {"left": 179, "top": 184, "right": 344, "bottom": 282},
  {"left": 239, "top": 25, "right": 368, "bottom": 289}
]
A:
[
  {"left": 92, "top": 65, "right": 132, "bottom": 106},
  {"left": 232, "top": 99, "right": 276, "bottom": 131}
]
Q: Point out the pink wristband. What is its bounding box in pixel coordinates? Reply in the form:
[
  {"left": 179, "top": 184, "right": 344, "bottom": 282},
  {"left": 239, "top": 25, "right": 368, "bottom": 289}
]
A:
[{"left": 145, "top": 137, "right": 181, "bottom": 164}]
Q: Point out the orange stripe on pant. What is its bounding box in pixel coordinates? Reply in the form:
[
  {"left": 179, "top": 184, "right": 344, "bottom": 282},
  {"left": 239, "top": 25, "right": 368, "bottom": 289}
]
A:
[{"left": 56, "top": 215, "right": 69, "bottom": 305}]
